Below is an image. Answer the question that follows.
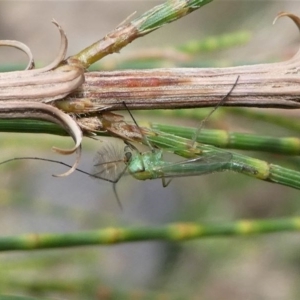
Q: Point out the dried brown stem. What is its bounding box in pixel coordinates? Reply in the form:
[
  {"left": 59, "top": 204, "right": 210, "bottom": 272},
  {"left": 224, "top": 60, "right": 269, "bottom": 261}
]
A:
[
  {"left": 64, "top": 58, "right": 300, "bottom": 110},
  {"left": 59, "top": 10, "right": 300, "bottom": 111}
]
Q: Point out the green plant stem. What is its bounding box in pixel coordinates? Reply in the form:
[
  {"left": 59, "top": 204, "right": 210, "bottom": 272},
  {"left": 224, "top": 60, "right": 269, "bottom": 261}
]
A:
[
  {"left": 1, "top": 119, "right": 300, "bottom": 190},
  {"left": 1, "top": 218, "right": 299, "bottom": 251},
  {"left": 152, "top": 123, "right": 300, "bottom": 155},
  {"left": 71, "top": 0, "right": 213, "bottom": 68},
  {"left": 2, "top": 119, "right": 300, "bottom": 156},
  {"left": 0, "top": 119, "right": 67, "bottom": 136}
]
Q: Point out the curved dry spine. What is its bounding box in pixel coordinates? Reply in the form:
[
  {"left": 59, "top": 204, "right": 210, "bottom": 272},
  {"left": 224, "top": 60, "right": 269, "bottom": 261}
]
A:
[
  {"left": 0, "top": 21, "right": 85, "bottom": 174},
  {"left": 0, "top": 40, "right": 34, "bottom": 70},
  {"left": 0, "top": 21, "right": 85, "bottom": 103},
  {"left": 0, "top": 101, "right": 82, "bottom": 176}
]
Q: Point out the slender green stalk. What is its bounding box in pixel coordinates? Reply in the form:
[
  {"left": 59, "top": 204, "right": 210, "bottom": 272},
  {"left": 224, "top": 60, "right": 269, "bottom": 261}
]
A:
[
  {"left": 0, "top": 119, "right": 66, "bottom": 136},
  {"left": 2, "top": 119, "right": 300, "bottom": 156},
  {"left": 132, "top": 0, "right": 213, "bottom": 33},
  {"left": 138, "top": 107, "right": 300, "bottom": 135},
  {"left": 71, "top": 0, "right": 213, "bottom": 68},
  {"left": 152, "top": 123, "right": 300, "bottom": 155},
  {"left": 2, "top": 119, "right": 300, "bottom": 190},
  {"left": 0, "top": 218, "right": 299, "bottom": 251}
]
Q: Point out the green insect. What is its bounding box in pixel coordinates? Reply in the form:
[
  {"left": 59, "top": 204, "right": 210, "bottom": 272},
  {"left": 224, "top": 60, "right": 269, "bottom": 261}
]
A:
[
  {"left": 91, "top": 77, "right": 240, "bottom": 188},
  {"left": 91, "top": 140, "right": 232, "bottom": 187},
  {"left": 0, "top": 77, "right": 239, "bottom": 208}
]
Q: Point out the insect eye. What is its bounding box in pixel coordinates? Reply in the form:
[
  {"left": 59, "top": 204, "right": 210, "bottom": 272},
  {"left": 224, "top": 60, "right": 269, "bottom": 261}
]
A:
[
  {"left": 124, "top": 145, "right": 133, "bottom": 162},
  {"left": 124, "top": 151, "right": 132, "bottom": 162}
]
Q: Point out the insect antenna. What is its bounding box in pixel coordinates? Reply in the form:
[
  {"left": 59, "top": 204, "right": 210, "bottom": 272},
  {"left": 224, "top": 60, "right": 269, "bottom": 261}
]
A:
[
  {"left": 0, "top": 156, "right": 93, "bottom": 176},
  {"left": 122, "top": 101, "right": 155, "bottom": 152},
  {"left": 191, "top": 75, "right": 240, "bottom": 148},
  {"left": 0, "top": 155, "right": 125, "bottom": 209}
]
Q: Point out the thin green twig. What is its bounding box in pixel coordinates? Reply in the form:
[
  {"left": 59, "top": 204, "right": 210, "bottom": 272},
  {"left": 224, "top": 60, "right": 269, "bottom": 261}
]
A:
[
  {"left": 1, "top": 218, "right": 300, "bottom": 251},
  {"left": 71, "top": 0, "right": 213, "bottom": 68},
  {"left": 151, "top": 123, "right": 300, "bottom": 155}
]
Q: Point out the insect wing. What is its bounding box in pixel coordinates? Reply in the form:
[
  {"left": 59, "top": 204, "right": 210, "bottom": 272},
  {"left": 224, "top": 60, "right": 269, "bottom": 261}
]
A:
[
  {"left": 91, "top": 141, "right": 128, "bottom": 183},
  {"left": 154, "top": 152, "right": 232, "bottom": 178}
]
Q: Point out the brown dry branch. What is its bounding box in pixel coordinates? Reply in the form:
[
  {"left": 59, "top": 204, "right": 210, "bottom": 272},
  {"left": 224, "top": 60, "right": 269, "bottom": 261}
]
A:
[
  {"left": 58, "top": 13, "right": 300, "bottom": 111},
  {"left": 64, "top": 63, "right": 300, "bottom": 111}
]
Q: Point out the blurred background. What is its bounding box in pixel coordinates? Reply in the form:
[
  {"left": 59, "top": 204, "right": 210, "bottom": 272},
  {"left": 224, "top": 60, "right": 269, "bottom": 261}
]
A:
[{"left": 1, "top": 1, "right": 300, "bottom": 299}]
